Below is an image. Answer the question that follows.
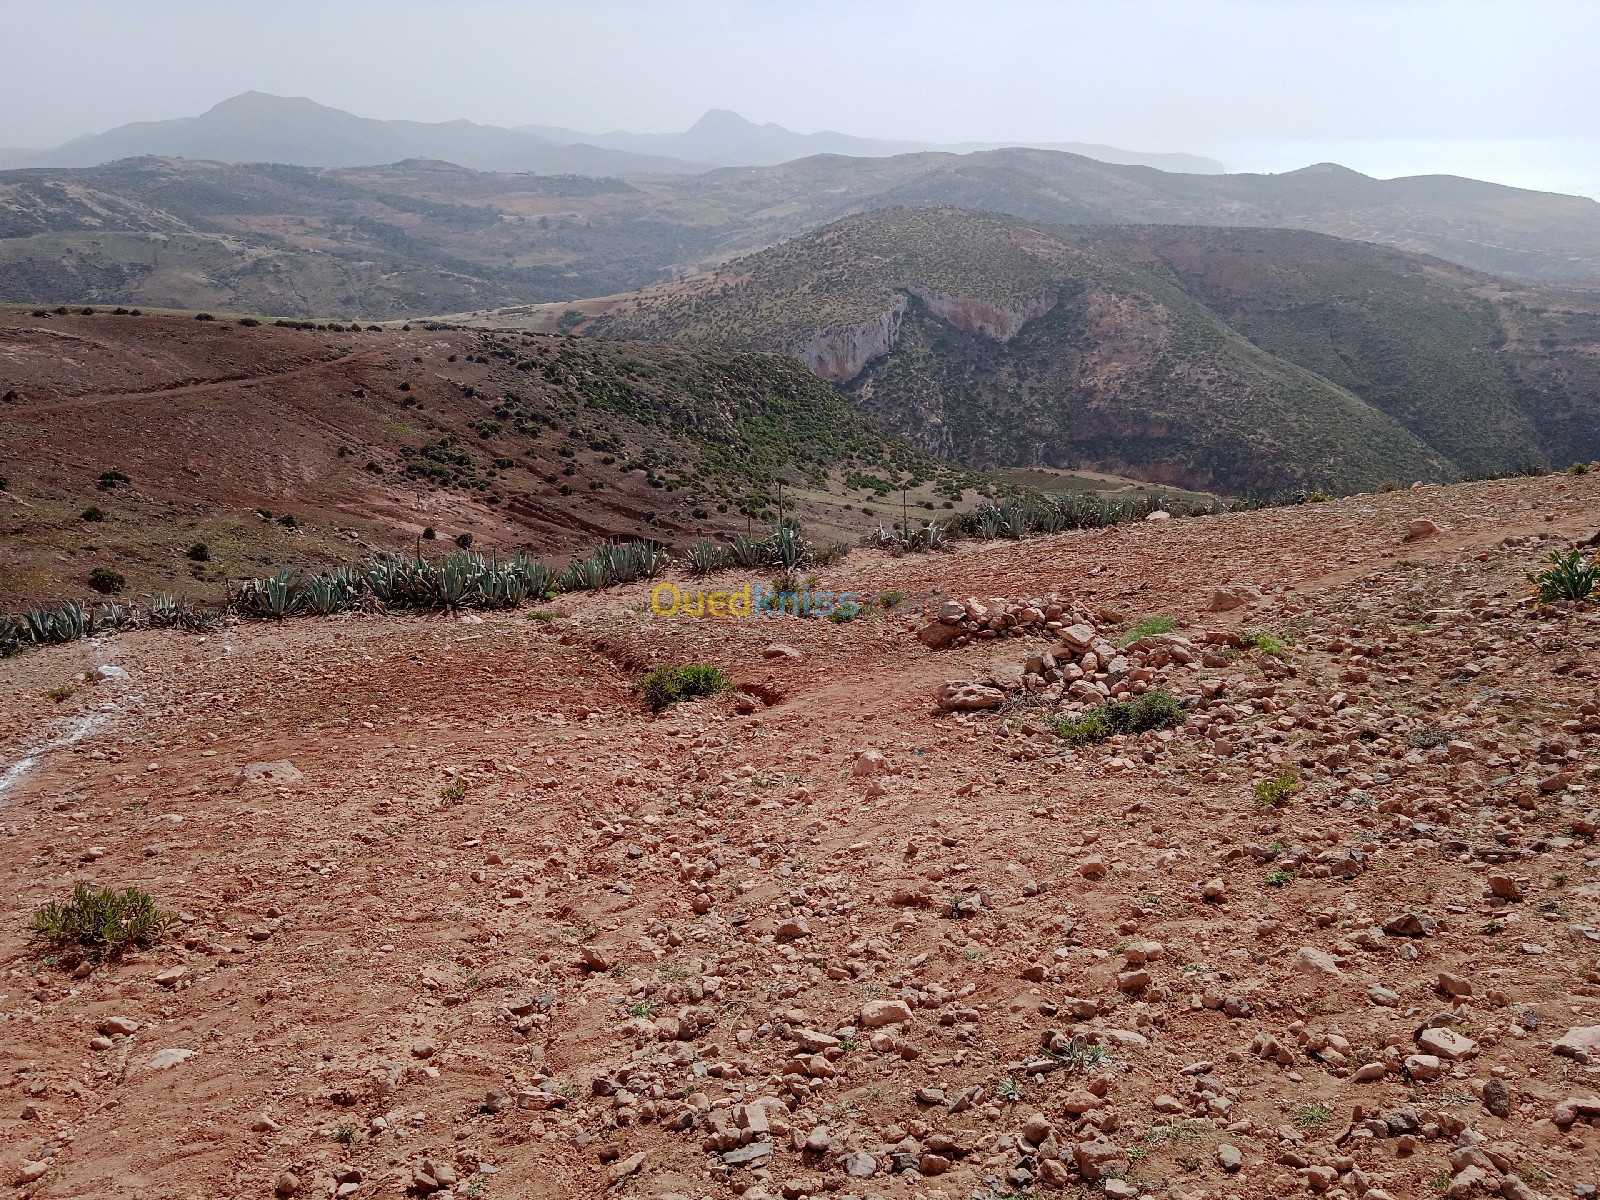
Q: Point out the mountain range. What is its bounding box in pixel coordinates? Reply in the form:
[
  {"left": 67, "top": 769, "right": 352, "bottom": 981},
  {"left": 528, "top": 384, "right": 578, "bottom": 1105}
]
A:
[{"left": 0, "top": 92, "right": 1222, "bottom": 177}]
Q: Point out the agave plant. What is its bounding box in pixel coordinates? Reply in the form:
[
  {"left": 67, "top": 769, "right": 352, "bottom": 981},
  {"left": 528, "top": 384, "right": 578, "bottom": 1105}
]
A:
[
  {"left": 24, "top": 601, "right": 92, "bottom": 644},
  {"left": 686, "top": 538, "right": 730, "bottom": 575},
  {"left": 558, "top": 553, "right": 608, "bottom": 593},
  {"left": 769, "top": 523, "right": 807, "bottom": 569},
  {"left": 510, "top": 553, "right": 556, "bottom": 599},
  {"left": 424, "top": 554, "right": 478, "bottom": 609},
  {"left": 728, "top": 533, "right": 770, "bottom": 569},
  {"left": 237, "top": 570, "right": 303, "bottom": 619},
  {"left": 1528, "top": 548, "right": 1599, "bottom": 603}
]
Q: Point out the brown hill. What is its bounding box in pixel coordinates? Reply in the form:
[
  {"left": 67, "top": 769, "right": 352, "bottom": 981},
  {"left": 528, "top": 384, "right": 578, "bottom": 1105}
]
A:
[{"left": 0, "top": 305, "right": 969, "bottom": 605}]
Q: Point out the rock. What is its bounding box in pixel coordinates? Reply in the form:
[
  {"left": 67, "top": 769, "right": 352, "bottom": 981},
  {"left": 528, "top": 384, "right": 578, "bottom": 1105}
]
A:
[
  {"left": 1438, "top": 972, "right": 1473, "bottom": 998},
  {"left": 607, "top": 1151, "right": 647, "bottom": 1185},
  {"left": 274, "top": 1171, "right": 300, "bottom": 1197},
  {"left": 1352, "top": 1062, "right": 1388, "bottom": 1082},
  {"left": 1058, "top": 623, "right": 1097, "bottom": 651},
  {"left": 1294, "top": 946, "right": 1343, "bottom": 978},
  {"left": 92, "top": 663, "right": 127, "bottom": 681},
  {"left": 1071, "top": 1138, "right": 1125, "bottom": 1181},
  {"left": 16, "top": 1161, "right": 50, "bottom": 1184},
  {"left": 1417, "top": 1027, "right": 1477, "bottom": 1060},
  {"left": 1487, "top": 874, "right": 1524, "bottom": 900},
  {"left": 1200, "top": 877, "right": 1226, "bottom": 902},
  {"left": 237, "top": 760, "right": 303, "bottom": 787},
  {"left": 1553, "top": 1024, "right": 1600, "bottom": 1063},
  {"left": 1405, "top": 1054, "right": 1445, "bottom": 1081},
  {"left": 859, "top": 999, "right": 913, "bottom": 1028},
  {"left": 1145, "top": 509, "right": 1172, "bottom": 522},
  {"left": 1102, "top": 1181, "right": 1137, "bottom": 1200},
  {"left": 98, "top": 1015, "right": 140, "bottom": 1035},
  {"left": 1207, "top": 584, "right": 1261, "bottom": 612},
  {"left": 1382, "top": 911, "right": 1437, "bottom": 937},
  {"left": 851, "top": 749, "right": 889, "bottom": 778},
  {"left": 840, "top": 1149, "right": 877, "bottom": 1178},
  {"left": 1446, "top": 1166, "right": 1487, "bottom": 1197},
  {"left": 579, "top": 945, "right": 614, "bottom": 971},
  {"left": 1369, "top": 985, "right": 1401, "bottom": 1007},
  {"left": 1217, "top": 1143, "right": 1243, "bottom": 1172},
  {"left": 1407, "top": 519, "right": 1440, "bottom": 540},
  {"left": 918, "top": 622, "right": 964, "bottom": 650},
  {"left": 1481, "top": 1075, "right": 1512, "bottom": 1118},
  {"left": 153, "top": 965, "right": 187, "bottom": 987},
  {"left": 762, "top": 642, "right": 801, "bottom": 660},
  {"left": 935, "top": 680, "right": 1004, "bottom": 711},
  {"left": 918, "top": 1152, "right": 951, "bottom": 1176},
  {"left": 1021, "top": 1111, "right": 1054, "bottom": 1144},
  {"left": 147, "top": 1047, "right": 195, "bottom": 1070},
  {"left": 1552, "top": 1096, "right": 1600, "bottom": 1127},
  {"left": 775, "top": 917, "right": 810, "bottom": 940},
  {"left": 1079, "top": 855, "right": 1107, "bottom": 880}
]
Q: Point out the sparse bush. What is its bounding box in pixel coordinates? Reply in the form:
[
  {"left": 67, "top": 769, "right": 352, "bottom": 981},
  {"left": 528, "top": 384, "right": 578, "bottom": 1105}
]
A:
[
  {"left": 422, "top": 525, "right": 436, "bottom": 540},
  {"left": 186, "top": 543, "right": 210, "bottom": 562},
  {"left": 238, "top": 317, "right": 260, "bottom": 327},
  {"left": 1254, "top": 771, "right": 1301, "bottom": 807},
  {"left": 638, "top": 664, "right": 730, "bottom": 711},
  {"left": 1528, "top": 548, "right": 1597, "bottom": 603},
  {"left": 1241, "top": 629, "right": 1289, "bottom": 654},
  {"left": 80, "top": 505, "right": 105, "bottom": 522},
  {"left": 88, "top": 566, "right": 126, "bottom": 595},
  {"left": 455, "top": 532, "right": 473, "bottom": 549},
  {"left": 277, "top": 514, "right": 298, "bottom": 528},
  {"left": 97, "top": 468, "right": 130, "bottom": 490},
  {"left": 1049, "top": 690, "right": 1185, "bottom": 744},
  {"left": 1120, "top": 614, "right": 1177, "bottom": 646},
  {"left": 29, "top": 882, "right": 176, "bottom": 958},
  {"left": 194, "top": 312, "right": 214, "bottom": 321}
]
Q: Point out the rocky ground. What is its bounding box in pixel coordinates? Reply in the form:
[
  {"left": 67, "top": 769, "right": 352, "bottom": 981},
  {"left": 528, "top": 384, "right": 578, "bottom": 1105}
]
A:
[{"left": 2, "top": 471, "right": 1600, "bottom": 1200}]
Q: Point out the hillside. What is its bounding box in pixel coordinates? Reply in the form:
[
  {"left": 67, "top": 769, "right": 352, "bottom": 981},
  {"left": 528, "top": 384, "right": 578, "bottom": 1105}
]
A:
[
  {"left": 0, "top": 306, "right": 971, "bottom": 605},
  {"left": 3, "top": 146, "right": 1600, "bottom": 322},
  {"left": 579, "top": 210, "right": 1600, "bottom": 493},
  {"left": 2, "top": 468, "right": 1599, "bottom": 1198}
]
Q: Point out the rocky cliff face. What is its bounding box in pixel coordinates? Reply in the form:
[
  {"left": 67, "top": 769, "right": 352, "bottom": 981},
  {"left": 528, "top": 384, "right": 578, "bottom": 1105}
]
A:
[
  {"left": 787, "top": 288, "right": 1056, "bottom": 382},
  {"left": 786, "top": 297, "right": 907, "bottom": 382},
  {"left": 905, "top": 287, "right": 1056, "bottom": 341}
]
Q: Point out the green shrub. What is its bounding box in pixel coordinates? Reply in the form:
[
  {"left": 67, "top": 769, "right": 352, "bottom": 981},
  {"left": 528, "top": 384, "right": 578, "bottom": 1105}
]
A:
[
  {"left": 1241, "top": 629, "right": 1289, "bottom": 655},
  {"left": 194, "top": 312, "right": 214, "bottom": 321},
  {"left": 97, "top": 468, "right": 130, "bottom": 490},
  {"left": 186, "top": 543, "right": 210, "bottom": 562},
  {"left": 29, "top": 882, "right": 175, "bottom": 958},
  {"left": 1528, "top": 549, "right": 1597, "bottom": 603},
  {"left": 88, "top": 566, "right": 126, "bottom": 595},
  {"left": 1049, "top": 690, "right": 1185, "bottom": 744},
  {"left": 638, "top": 664, "right": 730, "bottom": 711},
  {"left": 1119, "top": 614, "right": 1176, "bottom": 646},
  {"left": 1254, "top": 771, "right": 1301, "bottom": 807},
  {"left": 422, "top": 525, "right": 436, "bottom": 540},
  {"left": 238, "top": 317, "right": 260, "bottom": 327},
  {"left": 80, "top": 505, "right": 106, "bottom": 522}
]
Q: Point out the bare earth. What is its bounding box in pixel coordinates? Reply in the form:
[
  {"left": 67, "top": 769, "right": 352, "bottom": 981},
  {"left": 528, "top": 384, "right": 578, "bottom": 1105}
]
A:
[{"left": 2, "top": 472, "right": 1599, "bottom": 1200}]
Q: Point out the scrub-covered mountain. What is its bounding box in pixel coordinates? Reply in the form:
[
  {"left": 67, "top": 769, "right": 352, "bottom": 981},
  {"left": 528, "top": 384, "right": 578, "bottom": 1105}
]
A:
[
  {"left": 4, "top": 145, "right": 1600, "bottom": 320},
  {"left": 583, "top": 209, "right": 1600, "bottom": 493}
]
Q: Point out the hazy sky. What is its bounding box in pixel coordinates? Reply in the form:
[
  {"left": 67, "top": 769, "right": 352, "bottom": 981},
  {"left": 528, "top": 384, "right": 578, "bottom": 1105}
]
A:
[{"left": 7, "top": 0, "right": 1599, "bottom": 196}]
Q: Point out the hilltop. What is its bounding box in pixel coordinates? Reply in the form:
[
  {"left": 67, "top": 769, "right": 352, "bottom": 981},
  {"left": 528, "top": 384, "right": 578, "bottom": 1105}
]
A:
[{"left": 576, "top": 210, "right": 1600, "bottom": 493}]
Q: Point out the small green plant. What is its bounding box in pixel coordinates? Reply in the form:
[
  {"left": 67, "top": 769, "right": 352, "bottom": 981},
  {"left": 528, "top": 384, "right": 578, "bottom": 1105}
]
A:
[
  {"left": 1048, "top": 689, "right": 1185, "bottom": 744},
  {"left": 46, "top": 682, "right": 77, "bottom": 702},
  {"left": 332, "top": 1124, "right": 357, "bottom": 1143},
  {"left": 80, "top": 505, "right": 106, "bottom": 522},
  {"left": 1254, "top": 771, "right": 1301, "bottom": 807},
  {"left": 28, "top": 882, "right": 176, "bottom": 958},
  {"left": 996, "top": 1076, "right": 1023, "bottom": 1103},
  {"left": 187, "top": 543, "right": 210, "bottom": 562},
  {"left": 637, "top": 664, "right": 730, "bottom": 711},
  {"left": 878, "top": 590, "right": 906, "bottom": 609},
  {"left": 1527, "top": 549, "right": 1598, "bottom": 603},
  {"left": 439, "top": 777, "right": 468, "bottom": 803},
  {"left": 1241, "top": 629, "right": 1289, "bottom": 655},
  {"left": 1293, "top": 1101, "right": 1332, "bottom": 1128},
  {"left": 1264, "top": 867, "right": 1296, "bottom": 888},
  {"left": 88, "top": 566, "right": 126, "bottom": 595},
  {"left": 1119, "top": 614, "right": 1177, "bottom": 646},
  {"left": 624, "top": 999, "right": 656, "bottom": 1018},
  {"left": 277, "top": 513, "right": 299, "bottom": 528},
  {"left": 1518, "top": 1166, "right": 1552, "bottom": 1189}
]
